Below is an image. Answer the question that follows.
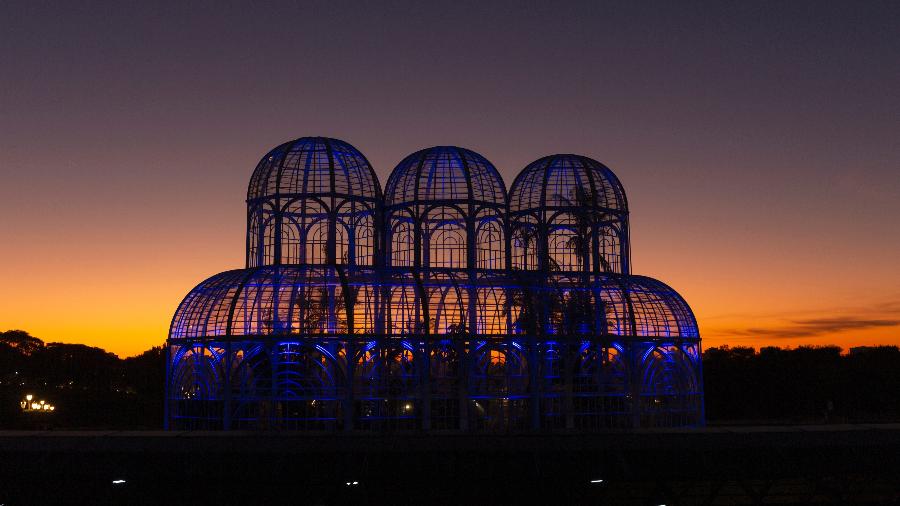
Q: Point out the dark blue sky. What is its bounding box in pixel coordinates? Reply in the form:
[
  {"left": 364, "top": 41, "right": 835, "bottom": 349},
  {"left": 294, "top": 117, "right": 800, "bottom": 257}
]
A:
[{"left": 1, "top": 1, "right": 898, "bottom": 354}]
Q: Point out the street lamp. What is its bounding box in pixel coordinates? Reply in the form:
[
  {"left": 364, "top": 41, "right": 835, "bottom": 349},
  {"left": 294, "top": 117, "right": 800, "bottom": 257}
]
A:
[{"left": 20, "top": 394, "right": 55, "bottom": 413}]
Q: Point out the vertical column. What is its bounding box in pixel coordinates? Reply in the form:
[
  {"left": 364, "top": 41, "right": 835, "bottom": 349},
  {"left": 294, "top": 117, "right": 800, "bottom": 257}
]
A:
[
  {"left": 458, "top": 337, "right": 469, "bottom": 431},
  {"left": 344, "top": 339, "right": 355, "bottom": 431},
  {"left": 564, "top": 340, "right": 575, "bottom": 430},
  {"left": 629, "top": 340, "right": 643, "bottom": 429},
  {"left": 269, "top": 341, "right": 278, "bottom": 430},
  {"left": 223, "top": 341, "right": 232, "bottom": 430},
  {"left": 528, "top": 310, "right": 541, "bottom": 431},
  {"left": 422, "top": 337, "right": 431, "bottom": 431},
  {"left": 418, "top": 275, "right": 431, "bottom": 431}
]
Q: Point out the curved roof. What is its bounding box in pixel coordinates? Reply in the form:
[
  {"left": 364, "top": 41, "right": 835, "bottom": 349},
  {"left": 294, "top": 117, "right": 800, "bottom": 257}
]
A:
[
  {"left": 169, "top": 266, "right": 376, "bottom": 340},
  {"left": 170, "top": 268, "right": 696, "bottom": 341},
  {"left": 616, "top": 275, "right": 698, "bottom": 339},
  {"left": 538, "top": 273, "right": 698, "bottom": 339},
  {"left": 384, "top": 146, "right": 506, "bottom": 208},
  {"left": 509, "top": 154, "right": 627, "bottom": 215},
  {"left": 247, "top": 137, "right": 382, "bottom": 202}
]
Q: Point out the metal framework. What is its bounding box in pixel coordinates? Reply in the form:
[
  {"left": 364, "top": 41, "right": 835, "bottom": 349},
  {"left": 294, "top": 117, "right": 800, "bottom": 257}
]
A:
[{"left": 166, "top": 138, "right": 703, "bottom": 431}]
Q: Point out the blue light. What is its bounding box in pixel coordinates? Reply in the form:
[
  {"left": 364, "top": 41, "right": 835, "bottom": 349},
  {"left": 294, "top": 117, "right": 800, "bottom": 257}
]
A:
[{"left": 165, "top": 139, "right": 703, "bottom": 432}]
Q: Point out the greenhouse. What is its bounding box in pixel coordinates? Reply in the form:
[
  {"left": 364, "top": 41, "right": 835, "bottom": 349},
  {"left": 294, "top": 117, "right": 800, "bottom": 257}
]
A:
[{"left": 167, "top": 137, "right": 703, "bottom": 431}]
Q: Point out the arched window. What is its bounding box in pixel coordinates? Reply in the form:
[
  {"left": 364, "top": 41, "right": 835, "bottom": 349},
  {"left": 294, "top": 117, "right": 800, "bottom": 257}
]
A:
[
  {"left": 511, "top": 223, "right": 538, "bottom": 270},
  {"left": 387, "top": 284, "right": 423, "bottom": 336},
  {"left": 548, "top": 227, "right": 582, "bottom": 271},
  {"left": 280, "top": 215, "right": 303, "bottom": 264},
  {"left": 353, "top": 342, "right": 418, "bottom": 430},
  {"left": 335, "top": 221, "right": 349, "bottom": 264},
  {"left": 469, "top": 343, "right": 529, "bottom": 431},
  {"left": 428, "top": 282, "right": 468, "bottom": 335},
  {"left": 261, "top": 212, "right": 277, "bottom": 266},
  {"left": 304, "top": 220, "right": 329, "bottom": 265},
  {"left": 476, "top": 286, "right": 507, "bottom": 335},
  {"left": 273, "top": 343, "right": 342, "bottom": 430},
  {"left": 428, "top": 224, "right": 465, "bottom": 268},
  {"left": 597, "top": 226, "right": 622, "bottom": 273},
  {"left": 425, "top": 207, "right": 466, "bottom": 268},
  {"left": 353, "top": 213, "right": 375, "bottom": 266},
  {"left": 389, "top": 217, "right": 415, "bottom": 267},
  {"left": 476, "top": 218, "right": 505, "bottom": 269}
]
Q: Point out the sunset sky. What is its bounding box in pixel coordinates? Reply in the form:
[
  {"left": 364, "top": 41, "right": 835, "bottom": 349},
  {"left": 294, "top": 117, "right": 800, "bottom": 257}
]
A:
[{"left": 1, "top": 1, "right": 898, "bottom": 357}]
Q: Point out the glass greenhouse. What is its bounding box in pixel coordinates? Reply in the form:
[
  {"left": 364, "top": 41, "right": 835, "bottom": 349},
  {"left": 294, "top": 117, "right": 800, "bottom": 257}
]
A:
[{"left": 167, "top": 137, "right": 703, "bottom": 431}]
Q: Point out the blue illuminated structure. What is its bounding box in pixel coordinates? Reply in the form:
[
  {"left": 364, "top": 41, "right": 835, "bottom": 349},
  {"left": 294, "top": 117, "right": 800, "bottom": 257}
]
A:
[{"left": 166, "top": 138, "right": 703, "bottom": 431}]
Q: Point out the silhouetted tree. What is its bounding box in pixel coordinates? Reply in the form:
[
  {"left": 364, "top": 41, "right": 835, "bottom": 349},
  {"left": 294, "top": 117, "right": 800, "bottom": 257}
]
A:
[
  {"left": 5, "top": 327, "right": 900, "bottom": 429},
  {"left": 703, "top": 345, "right": 900, "bottom": 423},
  {"left": 0, "top": 329, "right": 44, "bottom": 355}
]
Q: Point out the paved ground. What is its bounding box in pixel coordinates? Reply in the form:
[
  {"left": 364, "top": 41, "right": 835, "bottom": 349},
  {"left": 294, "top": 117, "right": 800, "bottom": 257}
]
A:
[{"left": 2, "top": 425, "right": 899, "bottom": 505}]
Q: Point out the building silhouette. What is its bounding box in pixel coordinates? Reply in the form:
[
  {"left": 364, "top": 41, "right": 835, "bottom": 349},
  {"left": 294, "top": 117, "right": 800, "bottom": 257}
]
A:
[{"left": 166, "top": 137, "right": 702, "bottom": 430}]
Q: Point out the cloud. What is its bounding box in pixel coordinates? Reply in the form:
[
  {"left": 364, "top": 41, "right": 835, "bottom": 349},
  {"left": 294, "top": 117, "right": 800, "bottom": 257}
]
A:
[
  {"left": 706, "top": 296, "right": 900, "bottom": 340},
  {"left": 873, "top": 299, "right": 900, "bottom": 315},
  {"left": 725, "top": 317, "right": 900, "bottom": 339}
]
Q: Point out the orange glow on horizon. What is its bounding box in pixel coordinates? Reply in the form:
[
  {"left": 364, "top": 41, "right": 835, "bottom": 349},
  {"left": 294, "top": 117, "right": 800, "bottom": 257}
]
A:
[
  {"left": 2, "top": 157, "right": 898, "bottom": 358},
  {"left": 3, "top": 0, "right": 899, "bottom": 359}
]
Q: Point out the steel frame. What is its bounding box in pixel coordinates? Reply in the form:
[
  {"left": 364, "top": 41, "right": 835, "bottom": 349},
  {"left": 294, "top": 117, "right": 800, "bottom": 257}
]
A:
[{"left": 166, "top": 139, "right": 703, "bottom": 431}]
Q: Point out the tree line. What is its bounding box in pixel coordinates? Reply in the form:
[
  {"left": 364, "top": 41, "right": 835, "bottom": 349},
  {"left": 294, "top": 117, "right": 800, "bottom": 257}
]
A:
[
  {"left": 3, "top": 329, "right": 900, "bottom": 428},
  {"left": 703, "top": 344, "right": 900, "bottom": 423},
  {"left": 0, "top": 330, "right": 163, "bottom": 429}
]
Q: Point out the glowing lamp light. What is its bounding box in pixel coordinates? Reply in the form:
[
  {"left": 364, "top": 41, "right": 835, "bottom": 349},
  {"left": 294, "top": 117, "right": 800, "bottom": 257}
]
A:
[{"left": 20, "top": 395, "right": 55, "bottom": 413}]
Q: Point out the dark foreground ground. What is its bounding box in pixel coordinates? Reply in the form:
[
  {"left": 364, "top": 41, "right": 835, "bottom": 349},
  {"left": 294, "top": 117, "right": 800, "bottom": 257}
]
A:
[{"left": 2, "top": 425, "right": 900, "bottom": 505}]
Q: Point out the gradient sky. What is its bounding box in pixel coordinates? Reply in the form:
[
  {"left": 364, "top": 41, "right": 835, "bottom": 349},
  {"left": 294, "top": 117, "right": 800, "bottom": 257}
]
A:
[{"left": 2, "top": 1, "right": 899, "bottom": 357}]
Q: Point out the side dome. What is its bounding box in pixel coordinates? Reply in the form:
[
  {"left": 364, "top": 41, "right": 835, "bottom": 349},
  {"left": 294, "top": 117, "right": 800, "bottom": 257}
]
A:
[
  {"left": 246, "top": 137, "right": 382, "bottom": 268},
  {"left": 509, "top": 154, "right": 630, "bottom": 274},
  {"left": 383, "top": 147, "right": 507, "bottom": 269}
]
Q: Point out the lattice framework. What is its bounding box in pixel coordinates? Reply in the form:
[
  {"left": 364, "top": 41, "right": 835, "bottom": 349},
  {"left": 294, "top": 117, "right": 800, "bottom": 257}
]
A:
[{"left": 167, "top": 138, "right": 703, "bottom": 431}]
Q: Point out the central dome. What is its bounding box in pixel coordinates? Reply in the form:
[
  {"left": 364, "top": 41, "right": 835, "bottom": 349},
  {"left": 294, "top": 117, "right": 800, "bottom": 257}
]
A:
[
  {"left": 384, "top": 146, "right": 506, "bottom": 207},
  {"left": 383, "top": 146, "right": 507, "bottom": 269}
]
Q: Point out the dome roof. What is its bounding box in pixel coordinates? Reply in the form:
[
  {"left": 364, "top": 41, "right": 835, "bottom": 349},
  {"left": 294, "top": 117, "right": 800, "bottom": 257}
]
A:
[
  {"left": 534, "top": 274, "right": 697, "bottom": 339},
  {"left": 247, "top": 137, "right": 381, "bottom": 202},
  {"left": 384, "top": 146, "right": 506, "bottom": 207},
  {"left": 170, "top": 268, "right": 696, "bottom": 341},
  {"left": 509, "top": 154, "right": 627, "bottom": 215},
  {"left": 614, "top": 275, "right": 698, "bottom": 338},
  {"left": 169, "top": 266, "right": 378, "bottom": 340}
]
